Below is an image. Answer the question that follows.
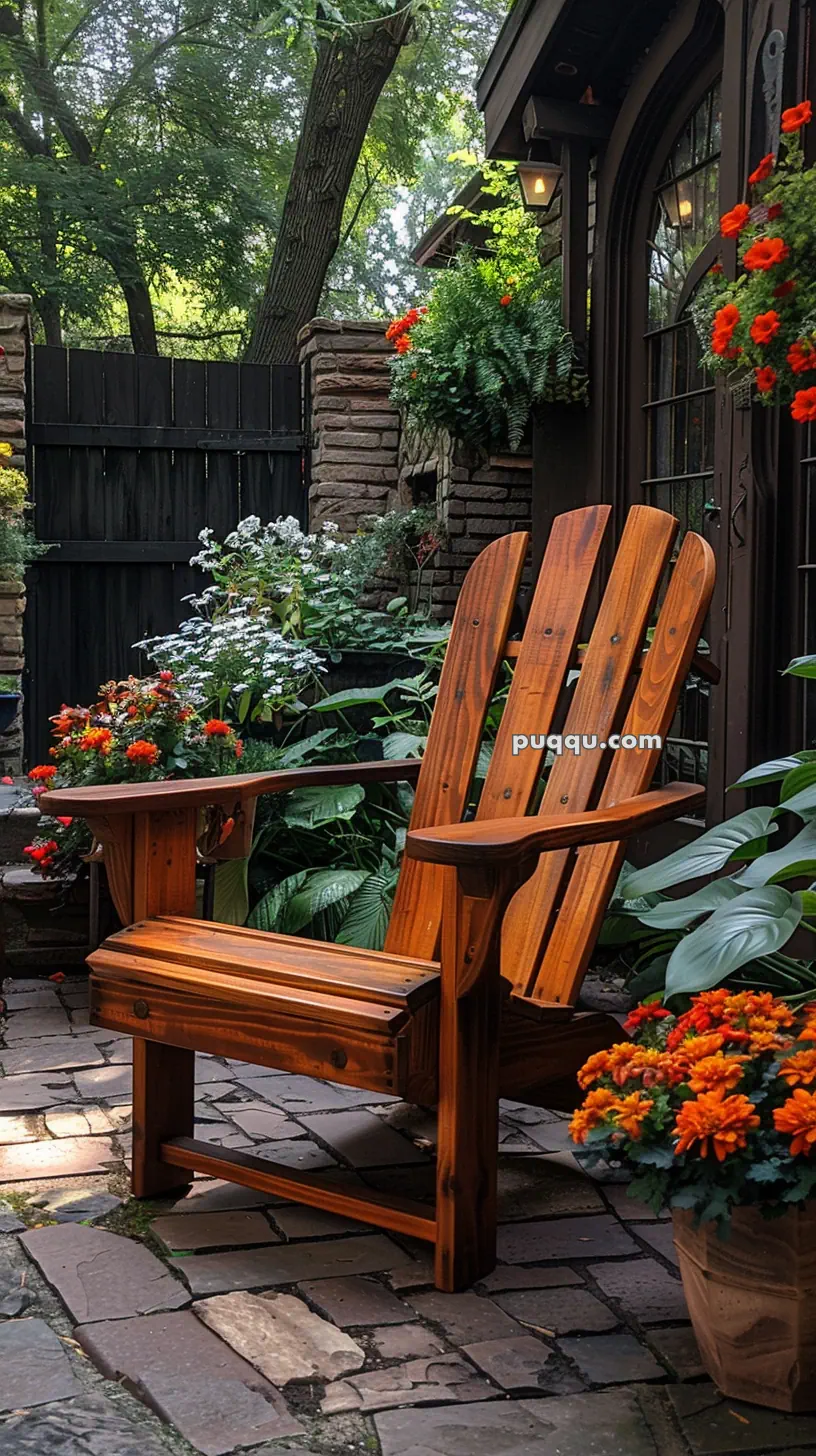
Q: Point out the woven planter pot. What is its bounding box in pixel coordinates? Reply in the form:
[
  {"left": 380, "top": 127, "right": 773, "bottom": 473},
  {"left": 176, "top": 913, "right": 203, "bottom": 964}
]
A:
[{"left": 673, "top": 1205, "right": 816, "bottom": 1411}]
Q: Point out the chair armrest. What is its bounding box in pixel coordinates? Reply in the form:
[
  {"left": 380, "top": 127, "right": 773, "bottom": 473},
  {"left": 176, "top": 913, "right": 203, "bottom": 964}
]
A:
[
  {"left": 39, "top": 759, "right": 422, "bottom": 817},
  {"left": 406, "top": 782, "right": 705, "bottom": 868}
]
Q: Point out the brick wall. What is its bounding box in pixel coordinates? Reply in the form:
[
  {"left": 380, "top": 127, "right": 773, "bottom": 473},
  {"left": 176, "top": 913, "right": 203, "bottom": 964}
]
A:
[{"left": 0, "top": 295, "right": 31, "bottom": 774}]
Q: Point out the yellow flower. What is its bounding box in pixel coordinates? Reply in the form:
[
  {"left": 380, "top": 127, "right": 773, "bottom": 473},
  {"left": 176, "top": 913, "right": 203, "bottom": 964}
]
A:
[{"left": 0, "top": 443, "right": 13, "bottom": 457}]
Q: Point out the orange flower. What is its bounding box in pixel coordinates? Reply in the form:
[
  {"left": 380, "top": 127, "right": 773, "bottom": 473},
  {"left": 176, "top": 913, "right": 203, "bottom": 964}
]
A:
[
  {"left": 395, "top": 335, "right": 412, "bottom": 355},
  {"left": 126, "top": 740, "right": 159, "bottom": 765},
  {"left": 569, "top": 1087, "right": 621, "bottom": 1144},
  {"left": 774, "top": 1088, "right": 816, "bottom": 1155},
  {"left": 720, "top": 203, "right": 751, "bottom": 238},
  {"left": 755, "top": 366, "right": 777, "bottom": 393},
  {"left": 787, "top": 340, "right": 816, "bottom": 373},
  {"left": 750, "top": 309, "right": 780, "bottom": 345},
  {"left": 748, "top": 153, "right": 775, "bottom": 185},
  {"left": 782, "top": 101, "right": 812, "bottom": 133},
  {"left": 687, "top": 1053, "right": 748, "bottom": 1094},
  {"left": 204, "top": 719, "right": 232, "bottom": 738},
  {"left": 612, "top": 1092, "right": 654, "bottom": 1139},
  {"left": 749, "top": 1029, "right": 792, "bottom": 1055},
  {"left": 778, "top": 1049, "right": 816, "bottom": 1087},
  {"left": 792, "top": 387, "right": 816, "bottom": 423},
  {"left": 743, "top": 237, "right": 789, "bottom": 271},
  {"left": 27, "top": 764, "right": 56, "bottom": 782},
  {"left": 714, "top": 303, "right": 740, "bottom": 332},
  {"left": 235, "top": 738, "right": 244, "bottom": 759},
  {"left": 79, "top": 727, "right": 113, "bottom": 754},
  {"left": 500, "top": 294, "right": 512, "bottom": 306},
  {"left": 674, "top": 1089, "right": 760, "bottom": 1161}
]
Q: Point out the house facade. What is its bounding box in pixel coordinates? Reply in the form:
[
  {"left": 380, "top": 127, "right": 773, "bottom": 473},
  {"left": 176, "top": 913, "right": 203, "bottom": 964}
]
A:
[{"left": 470, "top": 0, "right": 814, "bottom": 828}]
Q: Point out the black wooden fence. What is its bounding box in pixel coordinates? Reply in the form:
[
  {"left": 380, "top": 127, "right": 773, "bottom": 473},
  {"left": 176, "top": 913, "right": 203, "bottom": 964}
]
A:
[{"left": 25, "top": 347, "right": 306, "bottom": 763}]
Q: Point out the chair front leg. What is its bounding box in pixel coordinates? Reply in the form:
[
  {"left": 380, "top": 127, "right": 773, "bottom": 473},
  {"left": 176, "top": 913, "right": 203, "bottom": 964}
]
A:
[{"left": 435, "top": 863, "right": 513, "bottom": 1292}]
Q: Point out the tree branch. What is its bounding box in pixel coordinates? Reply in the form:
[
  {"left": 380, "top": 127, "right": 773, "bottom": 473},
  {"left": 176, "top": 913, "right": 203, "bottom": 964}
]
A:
[{"left": 94, "top": 13, "right": 215, "bottom": 147}]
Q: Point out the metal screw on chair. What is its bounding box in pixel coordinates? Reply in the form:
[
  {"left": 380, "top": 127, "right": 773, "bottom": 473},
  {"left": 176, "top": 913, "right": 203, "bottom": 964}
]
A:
[{"left": 133, "top": 999, "right": 150, "bottom": 1019}]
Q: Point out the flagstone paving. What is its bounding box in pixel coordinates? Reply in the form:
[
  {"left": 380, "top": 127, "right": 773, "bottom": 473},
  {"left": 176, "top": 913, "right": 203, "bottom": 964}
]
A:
[{"left": 2, "top": 972, "right": 816, "bottom": 1455}]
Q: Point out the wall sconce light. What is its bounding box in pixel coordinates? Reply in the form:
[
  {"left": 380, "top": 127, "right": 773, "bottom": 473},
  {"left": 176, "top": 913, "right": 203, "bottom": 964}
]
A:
[
  {"left": 517, "top": 162, "right": 562, "bottom": 213},
  {"left": 659, "top": 176, "right": 695, "bottom": 229}
]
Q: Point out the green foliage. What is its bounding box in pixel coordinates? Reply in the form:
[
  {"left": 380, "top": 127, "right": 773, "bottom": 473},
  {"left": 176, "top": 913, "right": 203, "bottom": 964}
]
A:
[{"left": 0, "top": 461, "right": 45, "bottom": 577}]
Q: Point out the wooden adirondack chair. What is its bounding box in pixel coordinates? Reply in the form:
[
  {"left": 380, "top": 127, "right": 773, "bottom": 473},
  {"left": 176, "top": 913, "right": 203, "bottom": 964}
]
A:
[{"left": 41, "top": 503, "right": 715, "bottom": 1290}]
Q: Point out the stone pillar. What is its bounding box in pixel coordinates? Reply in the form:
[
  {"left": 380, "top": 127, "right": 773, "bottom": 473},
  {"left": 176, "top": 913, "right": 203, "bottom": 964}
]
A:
[
  {"left": 298, "top": 319, "right": 400, "bottom": 534},
  {"left": 0, "top": 295, "right": 32, "bottom": 775}
]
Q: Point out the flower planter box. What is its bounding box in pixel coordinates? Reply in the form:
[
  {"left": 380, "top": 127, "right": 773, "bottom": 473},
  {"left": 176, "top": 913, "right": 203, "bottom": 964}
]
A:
[{"left": 673, "top": 1205, "right": 816, "bottom": 1411}]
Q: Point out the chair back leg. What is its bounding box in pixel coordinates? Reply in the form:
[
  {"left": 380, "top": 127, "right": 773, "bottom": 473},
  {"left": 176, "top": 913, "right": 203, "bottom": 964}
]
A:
[{"left": 132, "top": 1040, "right": 195, "bottom": 1199}]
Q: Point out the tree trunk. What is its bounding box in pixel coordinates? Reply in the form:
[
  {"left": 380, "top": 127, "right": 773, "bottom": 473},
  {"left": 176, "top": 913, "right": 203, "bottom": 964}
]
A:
[{"left": 246, "top": 11, "right": 411, "bottom": 365}]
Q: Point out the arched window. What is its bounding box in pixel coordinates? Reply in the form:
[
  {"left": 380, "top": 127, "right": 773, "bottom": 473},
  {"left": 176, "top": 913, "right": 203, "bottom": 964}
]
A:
[{"left": 644, "top": 82, "right": 721, "bottom": 784}]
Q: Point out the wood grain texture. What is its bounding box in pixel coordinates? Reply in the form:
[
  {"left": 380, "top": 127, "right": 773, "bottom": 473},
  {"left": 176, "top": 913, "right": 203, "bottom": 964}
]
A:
[
  {"left": 161, "top": 1138, "right": 436, "bottom": 1243},
  {"left": 674, "top": 1205, "right": 816, "bottom": 1412},
  {"left": 385, "top": 531, "right": 529, "bottom": 962},
  {"left": 529, "top": 530, "right": 715, "bottom": 1007},
  {"left": 500, "top": 504, "right": 679, "bottom": 995},
  {"left": 84, "top": 814, "right": 134, "bottom": 925},
  {"left": 131, "top": 1040, "right": 194, "bottom": 1198},
  {"left": 132, "top": 810, "right": 198, "bottom": 922}
]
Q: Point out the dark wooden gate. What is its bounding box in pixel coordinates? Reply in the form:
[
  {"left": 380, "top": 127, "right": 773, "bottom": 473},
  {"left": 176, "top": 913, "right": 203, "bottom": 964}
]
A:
[{"left": 25, "top": 348, "right": 305, "bottom": 764}]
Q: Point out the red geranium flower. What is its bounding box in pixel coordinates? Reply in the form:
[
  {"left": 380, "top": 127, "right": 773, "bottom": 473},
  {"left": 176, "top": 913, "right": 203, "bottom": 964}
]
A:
[
  {"left": 743, "top": 237, "right": 789, "bottom": 271},
  {"left": 792, "top": 387, "right": 816, "bottom": 423},
  {"left": 204, "top": 719, "right": 232, "bottom": 738},
  {"left": 782, "top": 101, "right": 812, "bottom": 133},
  {"left": 748, "top": 153, "right": 775, "bottom": 185},
  {"left": 126, "top": 740, "right": 160, "bottom": 764},
  {"left": 749, "top": 310, "right": 780, "bottom": 345},
  {"left": 755, "top": 366, "right": 777, "bottom": 393},
  {"left": 788, "top": 340, "right": 816, "bottom": 374},
  {"left": 720, "top": 203, "right": 750, "bottom": 238},
  {"left": 28, "top": 764, "right": 56, "bottom": 782}
]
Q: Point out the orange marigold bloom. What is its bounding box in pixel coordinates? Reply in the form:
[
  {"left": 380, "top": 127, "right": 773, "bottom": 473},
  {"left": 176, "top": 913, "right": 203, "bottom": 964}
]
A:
[
  {"left": 674, "top": 1089, "right": 760, "bottom": 1161},
  {"left": 778, "top": 1049, "right": 816, "bottom": 1087},
  {"left": 612, "top": 1092, "right": 654, "bottom": 1139},
  {"left": 774, "top": 1088, "right": 816, "bottom": 1155},
  {"left": 569, "top": 1088, "right": 620, "bottom": 1144},
  {"left": 749, "top": 309, "right": 780, "bottom": 345},
  {"left": 792, "top": 387, "right": 816, "bottom": 423},
  {"left": 577, "top": 1044, "right": 632, "bottom": 1089},
  {"left": 687, "top": 1053, "right": 748, "bottom": 1094},
  {"left": 395, "top": 335, "right": 412, "bottom": 355},
  {"left": 720, "top": 203, "right": 751, "bottom": 238},
  {"left": 782, "top": 101, "right": 812, "bottom": 133},
  {"left": 749, "top": 1029, "right": 792, "bottom": 1055},
  {"left": 755, "top": 366, "right": 777, "bottom": 393},
  {"left": 787, "top": 340, "right": 816, "bottom": 374},
  {"left": 748, "top": 153, "right": 775, "bottom": 185},
  {"left": 80, "top": 727, "right": 113, "bottom": 754},
  {"left": 126, "top": 740, "right": 159, "bottom": 764},
  {"left": 743, "top": 237, "right": 790, "bottom": 271},
  {"left": 204, "top": 719, "right": 232, "bottom": 738},
  {"left": 27, "top": 764, "right": 56, "bottom": 782}
]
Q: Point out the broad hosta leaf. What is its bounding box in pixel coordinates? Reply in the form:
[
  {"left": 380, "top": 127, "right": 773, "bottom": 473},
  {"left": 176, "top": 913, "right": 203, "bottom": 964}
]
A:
[
  {"left": 731, "top": 752, "right": 816, "bottom": 788},
  {"left": 635, "top": 878, "right": 743, "bottom": 928},
  {"left": 621, "top": 808, "right": 777, "bottom": 897},
  {"left": 336, "top": 866, "right": 399, "bottom": 950},
  {"left": 736, "top": 820, "right": 816, "bottom": 888},
  {"left": 212, "top": 857, "right": 250, "bottom": 927},
  {"left": 279, "top": 728, "right": 338, "bottom": 766},
  {"left": 283, "top": 783, "right": 365, "bottom": 830},
  {"left": 281, "top": 868, "right": 369, "bottom": 935},
  {"left": 382, "top": 731, "right": 426, "bottom": 759},
  {"left": 314, "top": 679, "right": 407, "bottom": 713},
  {"left": 663, "top": 887, "right": 803, "bottom": 1000}
]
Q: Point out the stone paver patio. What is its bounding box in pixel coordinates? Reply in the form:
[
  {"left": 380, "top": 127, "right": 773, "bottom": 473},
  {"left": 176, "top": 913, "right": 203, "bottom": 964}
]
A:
[{"left": 3, "top": 974, "right": 816, "bottom": 1454}]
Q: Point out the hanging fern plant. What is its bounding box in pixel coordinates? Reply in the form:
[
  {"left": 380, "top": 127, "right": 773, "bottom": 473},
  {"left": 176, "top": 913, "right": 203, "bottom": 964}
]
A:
[{"left": 388, "top": 251, "right": 587, "bottom": 452}]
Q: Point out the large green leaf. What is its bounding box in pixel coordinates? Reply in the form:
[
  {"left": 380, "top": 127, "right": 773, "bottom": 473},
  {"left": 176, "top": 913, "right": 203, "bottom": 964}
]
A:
[
  {"left": 382, "top": 731, "right": 426, "bottom": 759},
  {"left": 620, "top": 808, "right": 777, "bottom": 897},
  {"left": 736, "top": 820, "right": 816, "bottom": 888},
  {"left": 212, "top": 857, "right": 250, "bottom": 927},
  {"left": 336, "top": 866, "right": 399, "bottom": 950},
  {"left": 279, "top": 728, "right": 338, "bottom": 766},
  {"left": 282, "top": 868, "right": 370, "bottom": 935},
  {"left": 664, "top": 887, "right": 803, "bottom": 1000},
  {"left": 282, "top": 783, "right": 365, "bottom": 830},
  {"left": 778, "top": 773, "right": 816, "bottom": 818},
  {"left": 731, "top": 752, "right": 816, "bottom": 789},
  {"left": 635, "top": 878, "right": 743, "bottom": 929},
  {"left": 247, "top": 871, "right": 308, "bottom": 932},
  {"left": 314, "top": 679, "right": 408, "bottom": 713},
  {"left": 784, "top": 655, "right": 816, "bottom": 679}
]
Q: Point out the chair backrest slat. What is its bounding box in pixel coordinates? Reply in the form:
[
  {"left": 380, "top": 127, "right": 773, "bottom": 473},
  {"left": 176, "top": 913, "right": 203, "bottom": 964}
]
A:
[
  {"left": 384, "top": 531, "right": 528, "bottom": 961},
  {"left": 523, "top": 528, "right": 716, "bottom": 1006},
  {"left": 500, "top": 504, "right": 679, "bottom": 995}
]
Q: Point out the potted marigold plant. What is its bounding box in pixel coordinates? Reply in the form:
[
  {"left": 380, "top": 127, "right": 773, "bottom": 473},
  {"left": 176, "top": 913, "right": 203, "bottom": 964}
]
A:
[
  {"left": 697, "top": 97, "right": 816, "bottom": 419},
  {"left": 570, "top": 990, "right": 816, "bottom": 1411}
]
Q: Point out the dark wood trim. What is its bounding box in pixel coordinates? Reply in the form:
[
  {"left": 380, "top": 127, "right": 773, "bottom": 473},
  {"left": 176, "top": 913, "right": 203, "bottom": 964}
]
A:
[
  {"left": 39, "top": 541, "right": 202, "bottom": 564},
  {"left": 561, "top": 139, "right": 591, "bottom": 355},
  {"left": 30, "top": 424, "right": 304, "bottom": 451},
  {"left": 523, "top": 97, "right": 616, "bottom": 142}
]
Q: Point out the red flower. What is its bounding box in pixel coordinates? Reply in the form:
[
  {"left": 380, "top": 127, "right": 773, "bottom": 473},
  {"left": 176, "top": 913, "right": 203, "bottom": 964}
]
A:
[
  {"left": 782, "top": 101, "right": 812, "bottom": 133},
  {"left": 395, "top": 335, "right": 412, "bottom": 355},
  {"left": 792, "top": 388, "right": 816, "bottom": 423},
  {"left": 204, "top": 719, "right": 232, "bottom": 738},
  {"left": 788, "top": 340, "right": 816, "bottom": 374},
  {"left": 1, "top": 775, "right": 12, "bottom": 785},
  {"left": 743, "top": 237, "right": 789, "bottom": 271},
  {"left": 126, "top": 739, "right": 160, "bottom": 764},
  {"left": 708, "top": 262, "right": 724, "bottom": 275},
  {"left": 48, "top": 971, "right": 65, "bottom": 983},
  {"left": 749, "top": 309, "right": 780, "bottom": 345},
  {"left": 755, "top": 366, "right": 777, "bottom": 393},
  {"left": 55, "top": 816, "right": 73, "bottom": 827},
  {"left": 748, "top": 153, "right": 775, "bottom": 185},
  {"left": 28, "top": 764, "right": 56, "bottom": 782},
  {"left": 774, "top": 277, "right": 796, "bottom": 297},
  {"left": 768, "top": 202, "right": 783, "bottom": 220},
  {"left": 80, "top": 727, "right": 113, "bottom": 754},
  {"left": 500, "top": 294, "right": 512, "bottom": 306},
  {"left": 235, "top": 739, "right": 244, "bottom": 759},
  {"left": 720, "top": 203, "right": 751, "bottom": 238},
  {"left": 158, "top": 670, "right": 173, "bottom": 683},
  {"left": 623, "top": 1003, "right": 672, "bottom": 1033}
]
